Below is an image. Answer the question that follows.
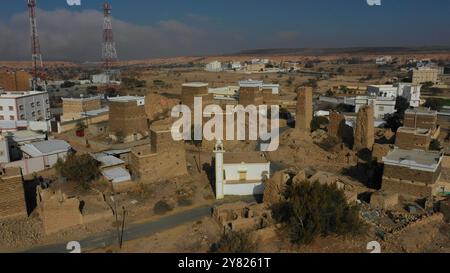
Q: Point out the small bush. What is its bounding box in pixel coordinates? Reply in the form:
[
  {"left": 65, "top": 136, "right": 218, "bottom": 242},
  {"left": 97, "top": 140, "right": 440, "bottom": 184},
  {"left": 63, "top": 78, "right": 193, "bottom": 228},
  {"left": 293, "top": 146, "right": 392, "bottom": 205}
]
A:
[
  {"left": 153, "top": 201, "right": 173, "bottom": 215},
  {"left": 272, "top": 181, "right": 365, "bottom": 245},
  {"left": 211, "top": 231, "right": 257, "bottom": 253}
]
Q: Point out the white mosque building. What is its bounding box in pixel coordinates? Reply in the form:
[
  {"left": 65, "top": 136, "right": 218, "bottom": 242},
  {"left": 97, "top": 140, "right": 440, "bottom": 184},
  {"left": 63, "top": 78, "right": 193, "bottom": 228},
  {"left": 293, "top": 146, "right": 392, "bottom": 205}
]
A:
[{"left": 214, "top": 140, "right": 270, "bottom": 199}]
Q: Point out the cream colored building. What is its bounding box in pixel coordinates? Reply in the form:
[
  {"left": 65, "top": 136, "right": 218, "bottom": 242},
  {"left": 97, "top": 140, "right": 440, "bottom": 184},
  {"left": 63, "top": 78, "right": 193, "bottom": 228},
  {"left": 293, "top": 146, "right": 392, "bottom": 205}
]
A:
[{"left": 411, "top": 68, "right": 439, "bottom": 85}]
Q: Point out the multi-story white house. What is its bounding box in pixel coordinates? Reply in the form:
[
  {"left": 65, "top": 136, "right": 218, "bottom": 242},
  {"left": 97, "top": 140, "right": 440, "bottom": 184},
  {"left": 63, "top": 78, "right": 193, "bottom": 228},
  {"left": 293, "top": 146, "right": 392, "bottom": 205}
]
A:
[
  {"left": 367, "top": 83, "right": 421, "bottom": 108},
  {"left": 0, "top": 91, "right": 51, "bottom": 122},
  {"left": 205, "top": 61, "right": 223, "bottom": 72}
]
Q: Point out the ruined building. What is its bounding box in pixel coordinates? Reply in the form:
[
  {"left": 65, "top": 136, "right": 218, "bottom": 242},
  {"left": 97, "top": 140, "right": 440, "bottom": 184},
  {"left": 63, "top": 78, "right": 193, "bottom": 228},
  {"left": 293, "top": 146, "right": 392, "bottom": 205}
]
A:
[
  {"left": 382, "top": 148, "right": 443, "bottom": 198},
  {"left": 0, "top": 168, "right": 27, "bottom": 219},
  {"left": 353, "top": 105, "right": 374, "bottom": 151},
  {"left": 129, "top": 119, "right": 187, "bottom": 183},
  {"left": 328, "top": 110, "right": 346, "bottom": 139},
  {"left": 0, "top": 71, "right": 31, "bottom": 91},
  {"left": 295, "top": 87, "right": 313, "bottom": 131},
  {"left": 36, "top": 187, "right": 83, "bottom": 235},
  {"left": 108, "top": 96, "right": 148, "bottom": 142}
]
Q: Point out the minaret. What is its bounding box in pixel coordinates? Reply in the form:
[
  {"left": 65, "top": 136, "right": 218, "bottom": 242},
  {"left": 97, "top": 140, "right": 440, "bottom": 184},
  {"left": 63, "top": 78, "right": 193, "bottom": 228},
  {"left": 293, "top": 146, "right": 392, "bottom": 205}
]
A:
[{"left": 214, "top": 140, "right": 225, "bottom": 200}]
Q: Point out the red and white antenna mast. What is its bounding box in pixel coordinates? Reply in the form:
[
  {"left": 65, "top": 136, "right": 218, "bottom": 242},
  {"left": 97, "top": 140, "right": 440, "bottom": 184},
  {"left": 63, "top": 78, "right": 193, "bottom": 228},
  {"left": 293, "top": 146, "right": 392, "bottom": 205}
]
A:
[
  {"left": 27, "top": 0, "right": 46, "bottom": 91},
  {"left": 102, "top": 1, "right": 118, "bottom": 78}
]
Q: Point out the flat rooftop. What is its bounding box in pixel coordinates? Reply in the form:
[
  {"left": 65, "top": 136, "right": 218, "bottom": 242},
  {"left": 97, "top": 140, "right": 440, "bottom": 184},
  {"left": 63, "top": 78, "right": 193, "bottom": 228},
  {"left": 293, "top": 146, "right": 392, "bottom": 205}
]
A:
[
  {"left": 62, "top": 95, "right": 102, "bottom": 102},
  {"left": 0, "top": 91, "right": 48, "bottom": 99},
  {"left": 405, "top": 108, "right": 438, "bottom": 116},
  {"left": 108, "top": 96, "right": 145, "bottom": 103},
  {"left": 223, "top": 152, "right": 269, "bottom": 165},
  {"left": 383, "top": 148, "right": 443, "bottom": 172},
  {"left": 397, "top": 127, "right": 431, "bottom": 135},
  {"left": 182, "top": 82, "right": 208, "bottom": 88}
]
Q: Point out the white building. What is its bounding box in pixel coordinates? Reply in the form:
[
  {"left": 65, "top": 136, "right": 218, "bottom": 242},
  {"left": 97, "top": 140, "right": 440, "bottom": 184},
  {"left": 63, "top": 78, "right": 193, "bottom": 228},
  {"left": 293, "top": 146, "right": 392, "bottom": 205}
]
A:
[
  {"left": 0, "top": 91, "right": 51, "bottom": 122},
  {"left": 2, "top": 139, "right": 72, "bottom": 176},
  {"left": 239, "top": 79, "right": 280, "bottom": 94},
  {"left": 231, "top": 62, "right": 242, "bottom": 70},
  {"left": 367, "top": 83, "right": 421, "bottom": 108},
  {"left": 214, "top": 140, "right": 270, "bottom": 199},
  {"left": 205, "top": 61, "right": 223, "bottom": 72},
  {"left": 375, "top": 56, "right": 392, "bottom": 65},
  {"left": 355, "top": 96, "right": 396, "bottom": 119}
]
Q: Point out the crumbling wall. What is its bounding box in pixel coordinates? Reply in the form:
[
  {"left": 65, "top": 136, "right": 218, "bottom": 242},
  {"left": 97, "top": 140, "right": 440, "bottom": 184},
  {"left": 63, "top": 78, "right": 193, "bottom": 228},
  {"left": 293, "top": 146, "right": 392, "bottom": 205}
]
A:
[
  {"left": 37, "top": 187, "right": 83, "bottom": 235},
  {"left": 295, "top": 87, "right": 313, "bottom": 131},
  {"left": 213, "top": 202, "right": 271, "bottom": 232},
  {"left": 0, "top": 168, "right": 27, "bottom": 219},
  {"left": 328, "top": 111, "right": 346, "bottom": 139},
  {"left": 354, "top": 105, "right": 374, "bottom": 152}
]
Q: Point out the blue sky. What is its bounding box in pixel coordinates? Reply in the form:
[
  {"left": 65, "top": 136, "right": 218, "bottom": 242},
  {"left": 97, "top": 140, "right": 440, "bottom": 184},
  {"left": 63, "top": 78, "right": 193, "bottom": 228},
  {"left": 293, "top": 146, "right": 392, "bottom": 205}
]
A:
[{"left": 1, "top": 0, "right": 450, "bottom": 61}]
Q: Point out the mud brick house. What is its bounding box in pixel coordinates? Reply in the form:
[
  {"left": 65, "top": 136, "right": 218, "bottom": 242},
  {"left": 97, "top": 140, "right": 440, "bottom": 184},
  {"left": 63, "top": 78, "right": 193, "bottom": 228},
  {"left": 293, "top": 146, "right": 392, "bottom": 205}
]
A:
[{"left": 382, "top": 148, "right": 443, "bottom": 198}]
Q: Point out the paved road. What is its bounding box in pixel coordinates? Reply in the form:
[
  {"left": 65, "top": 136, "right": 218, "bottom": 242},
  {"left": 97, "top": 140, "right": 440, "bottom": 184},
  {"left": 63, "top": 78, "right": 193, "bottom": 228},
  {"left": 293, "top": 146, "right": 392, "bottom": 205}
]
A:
[{"left": 24, "top": 205, "right": 213, "bottom": 253}]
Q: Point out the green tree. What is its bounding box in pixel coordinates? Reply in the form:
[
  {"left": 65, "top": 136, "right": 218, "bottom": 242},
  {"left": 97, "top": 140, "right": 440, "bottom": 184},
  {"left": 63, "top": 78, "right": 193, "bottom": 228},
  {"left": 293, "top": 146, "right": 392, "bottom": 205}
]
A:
[
  {"left": 383, "top": 112, "right": 404, "bottom": 132},
  {"left": 272, "top": 181, "right": 365, "bottom": 245},
  {"left": 424, "top": 98, "right": 445, "bottom": 111},
  {"left": 429, "top": 139, "right": 442, "bottom": 151},
  {"left": 55, "top": 154, "right": 101, "bottom": 189},
  {"left": 395, "top": 96, "right": 410, "bottom": 115}
]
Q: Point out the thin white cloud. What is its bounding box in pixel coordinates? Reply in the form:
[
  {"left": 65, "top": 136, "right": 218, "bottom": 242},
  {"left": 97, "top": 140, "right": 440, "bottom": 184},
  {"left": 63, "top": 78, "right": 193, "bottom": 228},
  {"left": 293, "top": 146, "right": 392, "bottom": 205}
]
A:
[{"left": 0, "top": 9, "right": 238, "bottom": 61}]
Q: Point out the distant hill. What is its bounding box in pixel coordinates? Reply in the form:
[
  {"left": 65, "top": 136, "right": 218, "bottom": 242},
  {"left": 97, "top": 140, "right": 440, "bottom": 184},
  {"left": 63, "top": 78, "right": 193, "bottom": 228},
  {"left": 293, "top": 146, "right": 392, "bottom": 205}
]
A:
[{"left": 232, "top": 46, "right": 450, "bottom": 56}]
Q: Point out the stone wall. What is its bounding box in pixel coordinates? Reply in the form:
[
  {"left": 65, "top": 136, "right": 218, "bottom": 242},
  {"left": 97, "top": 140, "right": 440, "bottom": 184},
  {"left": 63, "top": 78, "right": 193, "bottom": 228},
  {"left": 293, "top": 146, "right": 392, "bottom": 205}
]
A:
[
  {"left": 354, "top": 105, "right": 374, "bottom": 152},
  {"left": 383, "top": 164, "right": 441, "bottom": 185},
  {"left": 395, "top": 129, "right": 431, "bottom": 151},
  {"left": 239, "top": 87, "right": 264, "bottom": 107},
  {"left": 62, "top": 98, "right": 102, "bottom": 121},
  {"left": 328, "top": 111, "right": 346, "bottom": 139},
  {"left": 381, "top": 177, "right": 436, "bottom": 198},
  {"left": 129, "top": 146, "right": 187, "bottom": 183},
  {"left": 37, "top": 187, "right": 83, "bottom": 235},
  {"left": 295, "top": 87, "right": 313, "bottom": 131},
  {"left": 0, "top": 71, "right": 31, "bottom": 91},
  {"left": 404, "top": 113, "right": 437, "bottom": 130},
  {"left": 109, "top": 101, "right": 148, "bottom": 140},
  {"left": 0, "top": 168, "right": 27, "bottom": 219}
]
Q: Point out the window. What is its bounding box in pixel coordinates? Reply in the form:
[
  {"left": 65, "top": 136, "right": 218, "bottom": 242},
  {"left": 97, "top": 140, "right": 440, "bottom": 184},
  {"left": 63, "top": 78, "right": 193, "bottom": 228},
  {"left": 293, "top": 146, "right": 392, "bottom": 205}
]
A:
[
  {"left": 30, "top": 102, "right": 35, "bottom": 107},
  {"left": 8, "top": 106, "right": 14, "bottom": 111},
  {"left": 32, "top": 112, "right": 36, "bottom": 117},
  {"left": 20, "top": 115, "right": 25, "bottom": 120},
  {"left": 37, "top": 110, "right": 42, "bottom": 116},
  {"left": 37, "top": 101, "right": 41, "bottom": 106},
  {"left": 0, "top": 106, "right": 2, "bottom": 111},
  {"left": 379, "top": 106, "right": 385, "bottom": 112},
  {"left": 45, "top": 99, "right": 49, "bottom": 104},
  {"left": 19, "top": 105, "right": 24, "bottom": 111},
  {"left": 9, "top": 116, "right": 14, "bottom": 121},
  {"left": 0, "top": 116, "right": 4, "bottom": 120}
]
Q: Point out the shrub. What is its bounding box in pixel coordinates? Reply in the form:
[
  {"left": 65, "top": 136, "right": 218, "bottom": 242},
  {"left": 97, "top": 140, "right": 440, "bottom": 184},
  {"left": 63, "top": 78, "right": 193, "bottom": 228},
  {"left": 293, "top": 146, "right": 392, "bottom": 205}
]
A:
[
  {"left": 272, "top": 181, "right": 365, "bottom": 245},
  {"left": 211, "top": 231, "right": 257, "bottom": 253},
  {"left": 153, "top": 201, "right": 173, "bottom": 215}
]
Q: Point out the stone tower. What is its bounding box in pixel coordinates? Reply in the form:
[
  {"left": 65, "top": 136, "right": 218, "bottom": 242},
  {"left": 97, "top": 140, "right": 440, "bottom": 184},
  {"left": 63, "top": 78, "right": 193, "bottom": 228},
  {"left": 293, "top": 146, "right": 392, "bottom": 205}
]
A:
[
  {"left": 214, "top": 140, "right": 225, "bottom": 200},
  {"left": 354, "top": 105, "right": 374, "bottom": 152},
  {"left": 296, "top": 87, "right": 313, "bottom": 131}
]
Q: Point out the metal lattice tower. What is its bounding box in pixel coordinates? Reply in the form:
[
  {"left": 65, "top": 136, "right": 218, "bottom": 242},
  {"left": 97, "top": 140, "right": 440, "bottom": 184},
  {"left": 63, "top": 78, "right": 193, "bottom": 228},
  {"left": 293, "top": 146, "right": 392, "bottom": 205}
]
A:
[
  {"left": 102, "top": 1, "right": 118, "bottom": 76},
  {"left": 27, "top": 0, "right": 46, "bottom": 91}
]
